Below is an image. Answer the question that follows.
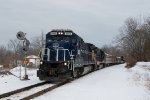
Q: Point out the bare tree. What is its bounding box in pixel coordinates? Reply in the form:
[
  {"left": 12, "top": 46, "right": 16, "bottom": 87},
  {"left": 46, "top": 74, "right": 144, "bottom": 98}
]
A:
[
  {"left": 0, "top": 31, "right": 46, "bottom": 67},
  {"left": 29, "top": 32, "right": 45, "bottom": 56},
  {"left": 0, "top": 45, "right": 17, "bottom": 68},
  {"left": 101, "top": 44, "right": 123, "bottom": 57},
  {"left": 0, "top": 45, "right": 7, "bottom": 65},
  {"left": 117, "top": 16, "right": 150, "bottom": 62},
  {"left": 7, "top": 39, "right": 22, "bottom": 67}
]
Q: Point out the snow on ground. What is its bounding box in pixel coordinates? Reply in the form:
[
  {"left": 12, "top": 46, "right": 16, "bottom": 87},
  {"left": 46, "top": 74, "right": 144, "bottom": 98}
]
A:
[
  {"left": 34, "top": 63, "right": 150, "bottom": 100},
  {"left": 0, "top": 63, "right": 150, "bottom": 100},
  {"left": 0, "top": 66, "right": 43, "bottom": 94}
]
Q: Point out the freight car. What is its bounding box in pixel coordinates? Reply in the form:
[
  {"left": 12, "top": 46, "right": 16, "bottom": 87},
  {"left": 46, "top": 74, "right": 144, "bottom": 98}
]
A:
[
  {"left": 37, "top": 29, "right": 123, "bottom": 81},
  {"left": 100, "top": 53, "right": 125, "bottom": 67}
]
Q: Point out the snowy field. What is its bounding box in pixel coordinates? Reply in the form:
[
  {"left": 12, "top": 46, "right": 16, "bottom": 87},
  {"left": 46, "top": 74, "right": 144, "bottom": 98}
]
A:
[
  {"left": 0, "top": 62, "right": 150, "bottom": 100},
  {"left": 34, "top": 63, "right": 150, "bottom": 100},
  {"left": 0, "top": 67, "right": 43, "bottom": 94}
]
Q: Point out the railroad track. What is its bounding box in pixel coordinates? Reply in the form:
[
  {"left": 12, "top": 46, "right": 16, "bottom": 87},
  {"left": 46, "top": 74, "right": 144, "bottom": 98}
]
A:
[
  {"left": 0, "top": 67, "right": 96, "bottom": 100},
  {"left": 0, "top": 80, "right": 69, "bottom": 100},
  {"left": 21, "top": 80, "right": 69, "bottom": 100},
  {"left": 0, "top": 77, "right": 80, "bottom": 100},
  {"left": 0, "top": 81, "right": 48, "bottom": 99},
  {"left": 0, "top": 81, "right": 50, "bottom": 100}
]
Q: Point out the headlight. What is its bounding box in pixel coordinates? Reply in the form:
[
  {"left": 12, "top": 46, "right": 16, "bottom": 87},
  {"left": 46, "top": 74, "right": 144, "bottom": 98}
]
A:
[
  {"left": 40, "top": 61, "right": 43, "bottom": 64},
  {"left": 64, "top": 62, "right": 67, "bottom": 66}
]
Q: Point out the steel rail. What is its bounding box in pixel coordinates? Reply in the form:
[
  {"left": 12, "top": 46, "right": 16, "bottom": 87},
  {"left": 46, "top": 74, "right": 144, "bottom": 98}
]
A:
[
  {"left": 21, "top": 80, "right": 69, "bottom": 100},
  {"left": 0, "top": 81, "right": 48, "bottom": 99}
]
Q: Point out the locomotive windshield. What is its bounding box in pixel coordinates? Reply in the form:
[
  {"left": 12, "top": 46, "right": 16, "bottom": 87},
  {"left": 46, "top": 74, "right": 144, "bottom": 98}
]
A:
[
  {"left": 50, "top": 31, "right": 72, "bottom": 36},
  {"left": 47, "top": 31, "right": 73, "bottom": 42},
  {"left": 47, "top": 35, "right": 71, "bottom": 42}
]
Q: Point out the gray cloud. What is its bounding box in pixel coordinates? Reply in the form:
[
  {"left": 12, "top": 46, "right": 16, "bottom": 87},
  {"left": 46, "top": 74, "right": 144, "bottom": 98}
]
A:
[{"left": 0, "top": 0, "right": 150, "bottom": 47}]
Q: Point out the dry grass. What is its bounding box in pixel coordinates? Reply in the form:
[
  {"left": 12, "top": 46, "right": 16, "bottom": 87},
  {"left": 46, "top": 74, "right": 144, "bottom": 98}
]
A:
[{"left": 125, "top": 57, "right": 137, "bottom": 68}]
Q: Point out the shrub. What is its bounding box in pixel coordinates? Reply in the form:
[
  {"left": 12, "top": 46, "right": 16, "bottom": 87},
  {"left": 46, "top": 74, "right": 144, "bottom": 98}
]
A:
[{"left": 125, "top": 57, "right": 137, "bottom": 68}]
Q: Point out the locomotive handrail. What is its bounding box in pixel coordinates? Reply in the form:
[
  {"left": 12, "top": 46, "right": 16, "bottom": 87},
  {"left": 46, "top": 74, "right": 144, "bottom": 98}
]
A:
[
  {"left": 56, "top": 49, "right": 58, "bottom": 61},
  {"left": 56, "top": 48, "right": 70, "bottom": 61},
  {"left": 41, "top": 48, "right": 71, "bottom": 62},
  {"left": 41, "top": 48, "right": 50, "bottom": 61}
]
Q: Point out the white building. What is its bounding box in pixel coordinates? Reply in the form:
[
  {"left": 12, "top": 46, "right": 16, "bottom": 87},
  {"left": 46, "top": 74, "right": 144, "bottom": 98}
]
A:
[
  {"left": 0, "top": 65, "right": 3, "bottom": 70},
  {"left": 26, "top": 55, "right": 40, "bottom": 68}
]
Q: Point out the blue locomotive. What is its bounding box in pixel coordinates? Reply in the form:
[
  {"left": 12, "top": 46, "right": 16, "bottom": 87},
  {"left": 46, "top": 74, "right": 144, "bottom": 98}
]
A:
[{"left": 37, "top": 29, "right": 105, "bottom": 81}]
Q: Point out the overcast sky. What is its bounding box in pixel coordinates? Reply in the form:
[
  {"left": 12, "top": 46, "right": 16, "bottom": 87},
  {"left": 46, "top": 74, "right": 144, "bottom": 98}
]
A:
[{"left": 0, "top": 0, "right": 150, "bottom": 47}]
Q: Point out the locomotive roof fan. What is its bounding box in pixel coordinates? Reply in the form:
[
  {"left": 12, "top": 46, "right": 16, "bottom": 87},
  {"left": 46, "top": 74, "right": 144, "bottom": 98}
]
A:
[{"left": 16, "top": 31, "right": 26, "bottom": 40}]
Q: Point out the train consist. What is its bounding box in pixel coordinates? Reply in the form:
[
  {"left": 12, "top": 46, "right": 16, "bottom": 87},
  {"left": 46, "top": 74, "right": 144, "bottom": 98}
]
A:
[{"left": 37, "top": 29, "right": 124, "bottom": 81}]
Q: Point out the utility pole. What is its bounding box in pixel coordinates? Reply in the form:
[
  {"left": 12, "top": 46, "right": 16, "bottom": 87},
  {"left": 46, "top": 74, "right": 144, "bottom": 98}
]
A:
[{"left": 16, "top": 31, "right": 30, "bottom": 80}]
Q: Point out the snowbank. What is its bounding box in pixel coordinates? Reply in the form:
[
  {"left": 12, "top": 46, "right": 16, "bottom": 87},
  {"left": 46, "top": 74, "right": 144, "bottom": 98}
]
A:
[
  {"left": 0, "top": 66, "right": 42, "bottom": 94},
  {"left": 34, "top": 63, "right": 150, "bottom": 100},
  {"left": 136, "top": 62, "right": 150, "bottom": 66},
  {"left": 10, "top": 66, "right": 36, "bottom": 78},
  {"left": 0, "top": 63, "right": 150, "bottom": 100}
]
